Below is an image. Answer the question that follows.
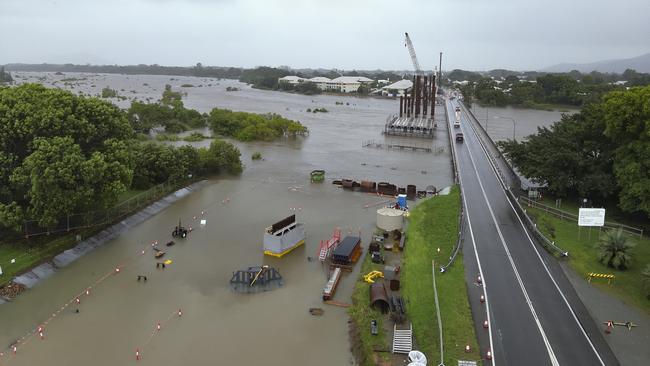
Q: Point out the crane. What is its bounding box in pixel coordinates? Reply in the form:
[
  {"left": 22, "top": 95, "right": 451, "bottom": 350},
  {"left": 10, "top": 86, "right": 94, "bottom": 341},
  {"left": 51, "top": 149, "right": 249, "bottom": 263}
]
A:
[{"left": 404, "top": 32, "right": 422, "bottom": 75}]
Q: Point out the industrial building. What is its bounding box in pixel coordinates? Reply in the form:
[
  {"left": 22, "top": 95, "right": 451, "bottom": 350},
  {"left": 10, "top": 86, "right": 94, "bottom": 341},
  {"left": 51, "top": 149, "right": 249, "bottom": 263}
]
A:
[{"left": 278, "top": 75, "right": 374, "bottom": 93}]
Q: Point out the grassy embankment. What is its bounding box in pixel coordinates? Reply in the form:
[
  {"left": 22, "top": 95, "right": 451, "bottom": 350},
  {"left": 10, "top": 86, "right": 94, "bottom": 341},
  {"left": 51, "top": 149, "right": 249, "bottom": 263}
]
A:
[
  {"left": 0, "top": 185, "right": 174, "bottom": 287},
  {"left": 348, "top": 250, "right": 391, "bottom": 365},
  {"left": 528, "top": 207, "right": 650, "bottom": 314},
  {"left": 402, "top": 185, "right": 481, "bottom": 365}
]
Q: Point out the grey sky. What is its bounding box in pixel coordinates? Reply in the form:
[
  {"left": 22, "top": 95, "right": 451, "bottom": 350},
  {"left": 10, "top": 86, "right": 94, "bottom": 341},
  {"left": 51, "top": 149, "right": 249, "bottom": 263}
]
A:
[{"left": 1, "top": 0, "right": 649, "bottom": 71}]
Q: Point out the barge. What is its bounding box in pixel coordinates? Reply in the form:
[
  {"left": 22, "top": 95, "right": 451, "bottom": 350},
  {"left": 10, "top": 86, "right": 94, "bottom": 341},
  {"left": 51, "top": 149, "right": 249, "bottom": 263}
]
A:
[
  {"left": 332, "top": 236, "right": 362, "bottom": 265},
  {"left": 263, "top": 214, "right": 306, "bottom": 258},
  {"left": 322, "top": 267, "right": 342, "bottom": 301}
]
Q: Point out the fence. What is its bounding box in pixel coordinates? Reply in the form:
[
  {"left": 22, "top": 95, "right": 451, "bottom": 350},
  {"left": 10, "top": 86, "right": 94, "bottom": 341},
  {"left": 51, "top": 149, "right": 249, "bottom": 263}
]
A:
[
  {"left": 518, "top": 196, "right": 644, "bottom": 239},
  {"left": 23, "top": 179, "right": 192, "bottom": 237}
]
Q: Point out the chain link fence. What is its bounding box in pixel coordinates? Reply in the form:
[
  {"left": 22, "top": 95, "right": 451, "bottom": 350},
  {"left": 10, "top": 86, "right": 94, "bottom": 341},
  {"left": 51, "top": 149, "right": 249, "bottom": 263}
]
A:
[{"left": 22, "top": 179, "right": 191, "bottom": 237}]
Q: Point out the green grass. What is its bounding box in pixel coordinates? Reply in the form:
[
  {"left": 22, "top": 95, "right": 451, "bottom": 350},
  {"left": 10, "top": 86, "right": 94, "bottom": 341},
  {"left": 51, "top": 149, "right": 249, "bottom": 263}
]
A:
[
  {"left": 0, "top": 227, "right": 99, "bottom": 286},
  {"left": 529, "top": 207, "right": 650, "bottom": 314},
  {"left": 536, "top": 194, "right": 649, "bottom": 232},
  {"left": 402, "top": 185, "right": 482, "bottom": 365},
  {"left": 348, "top": 251, "right": 391, "bottom": 365}
]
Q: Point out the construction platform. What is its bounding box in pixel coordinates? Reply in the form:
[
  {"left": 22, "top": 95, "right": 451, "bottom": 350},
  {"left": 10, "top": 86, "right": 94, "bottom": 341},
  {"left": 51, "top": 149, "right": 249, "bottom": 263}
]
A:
[{"left": 383, "top": 114, "right": 435, "bottom": 138}]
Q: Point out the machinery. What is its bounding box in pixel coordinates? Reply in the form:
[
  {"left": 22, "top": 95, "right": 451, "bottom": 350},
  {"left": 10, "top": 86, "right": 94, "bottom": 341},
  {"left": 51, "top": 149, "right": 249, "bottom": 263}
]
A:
[
  {"left": 172, "top": 218, "right": 188, "bottom": 238},
  {"left": 404, "top": 33, "right": 422, "bottom": 76}
]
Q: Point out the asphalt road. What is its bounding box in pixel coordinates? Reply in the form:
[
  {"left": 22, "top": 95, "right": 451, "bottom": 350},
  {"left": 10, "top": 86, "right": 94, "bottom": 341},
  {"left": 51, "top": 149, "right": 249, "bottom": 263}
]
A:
[{"left": 447, "top": 98, "right": 619, "bottom": 366}]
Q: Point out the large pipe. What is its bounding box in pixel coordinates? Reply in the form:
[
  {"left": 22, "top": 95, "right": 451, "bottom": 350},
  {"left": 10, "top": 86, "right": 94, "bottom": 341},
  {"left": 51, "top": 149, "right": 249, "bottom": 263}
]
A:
[
  {"left": 422, "top": 75, "right": 429, "bottom": 116},
  {"left": 430, "top": 74, "right": 436, "bottom": 116}
]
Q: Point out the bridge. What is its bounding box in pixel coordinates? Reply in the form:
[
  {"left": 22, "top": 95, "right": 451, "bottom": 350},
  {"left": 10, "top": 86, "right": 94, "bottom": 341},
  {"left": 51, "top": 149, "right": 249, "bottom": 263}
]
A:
[{"left": 447, "top": 97, "right": 619, "bottom": 365}]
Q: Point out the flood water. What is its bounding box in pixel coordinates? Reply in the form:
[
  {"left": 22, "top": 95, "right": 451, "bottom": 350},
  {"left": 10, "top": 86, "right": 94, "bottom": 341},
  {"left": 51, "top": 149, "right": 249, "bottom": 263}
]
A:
[
  {"left": 2, "top": 72, "right": 454, "bottom": 365},
  {"left": 468, "top": 103, "right": 578, "bottom": 142},
  {"left": 1, "top": 73, "right": 570, "bottom": 365}
]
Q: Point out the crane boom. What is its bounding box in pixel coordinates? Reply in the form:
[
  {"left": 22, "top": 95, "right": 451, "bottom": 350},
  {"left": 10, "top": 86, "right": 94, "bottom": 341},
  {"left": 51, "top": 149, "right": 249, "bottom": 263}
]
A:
[{"left": 404, "top": 32, "right": 422, "bottom": 75}]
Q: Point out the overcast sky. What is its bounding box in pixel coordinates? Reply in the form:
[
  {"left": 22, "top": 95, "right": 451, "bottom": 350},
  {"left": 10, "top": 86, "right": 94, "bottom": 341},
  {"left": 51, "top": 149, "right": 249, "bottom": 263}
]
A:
[{"left": 1, "top": 0, "right": 649, "bottom": 71}]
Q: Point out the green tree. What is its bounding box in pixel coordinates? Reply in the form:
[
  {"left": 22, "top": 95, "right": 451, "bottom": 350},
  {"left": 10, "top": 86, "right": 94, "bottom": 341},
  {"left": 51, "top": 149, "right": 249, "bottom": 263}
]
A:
[
  {"left": 499, "top": 103, "right": 616, "bottom": 199},
  {"left": 602, "top": 85, "right": 650, "bottom": 215},
  {"left": 201, "top": 140, "right": 242, "bottom": 174},
  {"left": 12, "top": 137, "right": 131, "bottom": 227},
  {"left": 596, "top": 229, "right": 636, "bottom": 270}
]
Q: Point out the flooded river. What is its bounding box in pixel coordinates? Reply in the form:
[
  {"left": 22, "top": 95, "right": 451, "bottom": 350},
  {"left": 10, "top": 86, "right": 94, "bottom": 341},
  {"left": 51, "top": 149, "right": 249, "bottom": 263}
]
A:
[
  {"left": 2, "top": 72, "right": 452, "bottom": 366},
  {"left": 0, "top": 72, "right": 570, "bottom": 365}
]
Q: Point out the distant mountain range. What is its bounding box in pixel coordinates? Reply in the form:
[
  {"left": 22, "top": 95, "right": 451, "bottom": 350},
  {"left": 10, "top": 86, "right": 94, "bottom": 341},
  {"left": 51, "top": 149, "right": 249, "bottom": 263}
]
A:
[{"left": 543, "top": 52, "right": 650, "bottom": 73}]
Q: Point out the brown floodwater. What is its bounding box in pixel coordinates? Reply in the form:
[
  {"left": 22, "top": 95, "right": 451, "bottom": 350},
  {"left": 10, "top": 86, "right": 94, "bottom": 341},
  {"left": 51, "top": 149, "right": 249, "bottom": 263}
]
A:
[
  {"left": 2, "top": 73, "right": 567, "bottom": 365},
  {"left": 1, "top": 72, "right": 456, "bottom": 365}
]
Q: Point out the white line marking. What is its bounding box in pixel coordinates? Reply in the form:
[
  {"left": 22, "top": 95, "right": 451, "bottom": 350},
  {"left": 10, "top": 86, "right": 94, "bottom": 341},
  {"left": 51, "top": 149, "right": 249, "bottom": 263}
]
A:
[
  {"left": 460, "top": 104, "right": 606, "bottom": 366},
  {"left": 447, "top": 101, "right": 496, "bottom": 366},
  {"left": 461, "top": 118, "right": 560, "bottom": 366}
]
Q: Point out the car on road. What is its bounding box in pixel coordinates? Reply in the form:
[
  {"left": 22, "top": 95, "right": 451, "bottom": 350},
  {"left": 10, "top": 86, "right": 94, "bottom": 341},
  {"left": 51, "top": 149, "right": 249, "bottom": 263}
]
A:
[
  {"left": 455, "top": 106, "right": 461, "bottom": 112},
  {"left": 455, "top": 133, "right": 464, "bottom": 142}
]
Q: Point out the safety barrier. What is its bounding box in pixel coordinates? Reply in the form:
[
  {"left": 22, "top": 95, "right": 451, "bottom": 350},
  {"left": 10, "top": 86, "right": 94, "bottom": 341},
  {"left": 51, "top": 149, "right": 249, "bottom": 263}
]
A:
[
  {"left": 441, "top": 100, "right": 464, "bottom": 273},
  {"left": 587, "top": 272, "right": 615, "bottom": 284}
]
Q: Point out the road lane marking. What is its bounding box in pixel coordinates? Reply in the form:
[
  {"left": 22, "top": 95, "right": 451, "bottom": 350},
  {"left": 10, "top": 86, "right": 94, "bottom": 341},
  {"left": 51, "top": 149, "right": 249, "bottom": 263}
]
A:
[
  {"left": 458, "top": 103, "right": 560, "bottom": 366},
  {"left": 459, "top": 103, "right": 606, "bottom": 366},
  {"left": 447, "top": 100, "right": 496, "bottom": 366}
]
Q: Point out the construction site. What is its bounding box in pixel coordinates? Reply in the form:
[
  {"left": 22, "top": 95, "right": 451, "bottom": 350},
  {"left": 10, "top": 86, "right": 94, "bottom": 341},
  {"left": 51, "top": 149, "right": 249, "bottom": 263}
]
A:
[{"left": 383, "top": 33, "right": 442, "bottom": 139}]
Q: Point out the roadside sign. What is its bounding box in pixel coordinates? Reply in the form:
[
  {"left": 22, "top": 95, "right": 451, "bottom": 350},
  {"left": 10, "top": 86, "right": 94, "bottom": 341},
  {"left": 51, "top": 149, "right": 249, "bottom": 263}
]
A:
[
  {"left": 458, "top": 361, "right": 477, "bottom": 366},
  {"left": 578, "top": 208, "right": 605, "bottom": 227}
]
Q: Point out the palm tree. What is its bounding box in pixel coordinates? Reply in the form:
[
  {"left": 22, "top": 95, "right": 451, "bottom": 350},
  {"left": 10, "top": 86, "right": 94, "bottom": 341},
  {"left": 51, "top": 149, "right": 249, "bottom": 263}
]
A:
[
  {"left": 596, "top": 228, "right": 635, "bottom": 270},
  {"left": 642, "top": 264, "right": 650, "bottom": 298}
]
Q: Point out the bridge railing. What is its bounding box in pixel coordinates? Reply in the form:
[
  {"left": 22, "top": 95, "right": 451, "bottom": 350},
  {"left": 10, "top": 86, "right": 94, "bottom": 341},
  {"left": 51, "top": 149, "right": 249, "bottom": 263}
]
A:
[
  {"left": 459, "top": 101, "right": 569, "bottom": 257},
  {"left": 441, "top": 99, "right": 464, "bottom": 272}
]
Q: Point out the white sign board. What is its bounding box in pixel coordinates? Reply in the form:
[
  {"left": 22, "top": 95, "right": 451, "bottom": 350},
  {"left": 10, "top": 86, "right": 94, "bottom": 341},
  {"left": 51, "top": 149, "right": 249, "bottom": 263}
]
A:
[
  {"left": 458, "top": 361, "right": 478, "bottom": 366},
  {"left": 578, "top": 208, "right": 605, "bottom": 227}
]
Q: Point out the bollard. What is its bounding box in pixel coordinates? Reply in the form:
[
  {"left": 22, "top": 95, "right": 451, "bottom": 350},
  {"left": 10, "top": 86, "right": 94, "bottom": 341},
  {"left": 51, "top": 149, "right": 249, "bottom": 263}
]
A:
[
  {"left": 486, "top": 349, "right": 492, "bottom": 360},
  {"left": 39, "top": 332, "right": 44, "bottom": 340},
  {"left": 477, "top": 275, "right": 482, "bottom": 284},
  {"left": 480, "top": 294, "right": 485, "bottom": 303},
  {"left": 178, "top": 309, "right": 182, "bottom": 317},
  {"left": 605, "top": 321, "right": 613, "bottom": 334},
  {"left": 157, "top": 323, "right": 161, "bottom": 331},
  {"left": 136, "top": 348, "right": 140, "bottom": 361},
  {"left": 465, "top": 344, "right": 471, "bottom": 353},
  {"left": 483, "top": 320, "right": 489, "bottom": 329}
]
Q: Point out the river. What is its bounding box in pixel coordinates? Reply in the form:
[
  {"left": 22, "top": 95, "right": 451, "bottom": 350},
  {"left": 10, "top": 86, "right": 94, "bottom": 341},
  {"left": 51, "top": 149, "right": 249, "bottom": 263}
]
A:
[{"left": 0, "top": 72, "right": 569, "bottom": 365}]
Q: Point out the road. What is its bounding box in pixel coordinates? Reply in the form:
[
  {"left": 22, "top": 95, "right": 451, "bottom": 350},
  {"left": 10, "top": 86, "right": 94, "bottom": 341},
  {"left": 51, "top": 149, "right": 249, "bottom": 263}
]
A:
[{"left": 447, "top": 98, "right": 619, "bottom": 365}]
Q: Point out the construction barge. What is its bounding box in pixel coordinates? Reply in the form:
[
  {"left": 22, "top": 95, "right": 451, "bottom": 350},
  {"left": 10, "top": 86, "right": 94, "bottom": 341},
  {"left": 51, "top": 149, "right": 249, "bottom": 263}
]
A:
[{"left": 263, "top": 214, "right": 305, "bottom": 258}]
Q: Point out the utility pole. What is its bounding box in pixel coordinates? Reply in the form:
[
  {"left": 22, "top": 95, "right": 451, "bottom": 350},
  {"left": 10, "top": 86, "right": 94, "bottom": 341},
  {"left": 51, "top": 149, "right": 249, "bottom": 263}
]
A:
[{"left": 438, "top": 52, "right": 443, "bottom": 90}]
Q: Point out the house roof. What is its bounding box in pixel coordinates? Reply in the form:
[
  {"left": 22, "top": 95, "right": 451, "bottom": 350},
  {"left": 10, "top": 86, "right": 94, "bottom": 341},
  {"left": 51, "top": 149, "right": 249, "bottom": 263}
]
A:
[
  {"left": 309, "top": 77, "right": 331, "bottom": 82},
  {"left": 330, "top": 76, "right": 374, "bottom": 84},
  {"left": 382, "top": 79, "right": 413, "bottom": 90},
  {"left": 278, "top": 75, "right": 305, "bottom": 82}
]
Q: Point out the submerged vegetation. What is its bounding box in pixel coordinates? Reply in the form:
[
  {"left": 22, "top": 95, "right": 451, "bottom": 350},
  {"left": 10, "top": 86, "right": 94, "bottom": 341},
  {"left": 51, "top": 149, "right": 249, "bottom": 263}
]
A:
[
  {"left": 127, "top": 84, "right": 206, "bottom": 133},
  {"left": 208, "top": 108, "right": 308, "bottom": 141}
]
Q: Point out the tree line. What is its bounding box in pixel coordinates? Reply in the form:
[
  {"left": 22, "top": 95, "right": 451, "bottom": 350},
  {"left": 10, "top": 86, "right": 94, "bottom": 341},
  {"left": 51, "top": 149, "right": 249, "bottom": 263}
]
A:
[
  {"left": 498, "top": 85, "right": 650, "bottom": 218},
  {"left": 0, "top": 84, "right": 243, "bottom": 232},
  {"left": 449, "top": 68, "right": 650, "bottom": 108}
]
